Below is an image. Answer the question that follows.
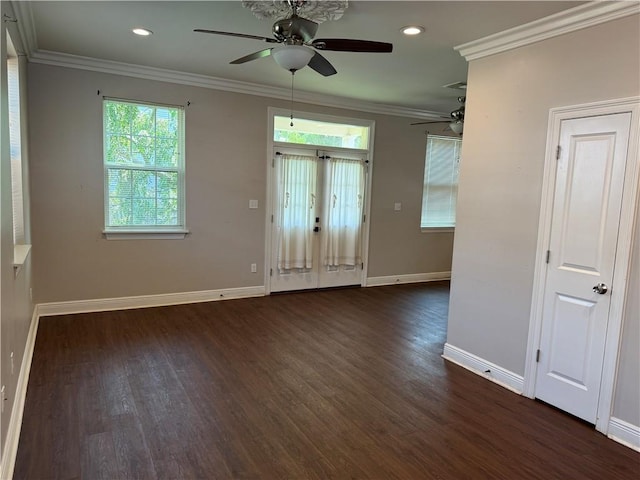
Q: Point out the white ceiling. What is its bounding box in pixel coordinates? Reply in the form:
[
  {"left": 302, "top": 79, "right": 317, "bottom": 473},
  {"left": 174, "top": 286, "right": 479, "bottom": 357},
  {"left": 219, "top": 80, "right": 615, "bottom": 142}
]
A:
[{"left": 25, "top": 1, "right": 585, "bottom": 115}]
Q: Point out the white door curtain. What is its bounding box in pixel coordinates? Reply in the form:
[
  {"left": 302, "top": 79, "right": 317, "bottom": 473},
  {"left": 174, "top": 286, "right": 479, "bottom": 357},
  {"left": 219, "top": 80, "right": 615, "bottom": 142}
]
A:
[
  {"left": 323, "top": 157, "right": 365, "bottom": 267},
  {"left": 277, "top": 153, "right": 318, "bottom": 271}
]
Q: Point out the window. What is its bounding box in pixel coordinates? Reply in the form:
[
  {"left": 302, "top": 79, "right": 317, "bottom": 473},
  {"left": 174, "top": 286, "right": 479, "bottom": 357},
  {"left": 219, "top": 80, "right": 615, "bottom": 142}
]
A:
[
  {"left": 421, "top": 135, "right": 462, "bottom": 230},
  {"left": 7, "top": 32, "right": 31, "bottom": 269},
  {"left": 103, "top": 99, "right": 186, "bottom": 237},
  {"left": 274, "top": 115, "right": 369, "bottom": 149}
]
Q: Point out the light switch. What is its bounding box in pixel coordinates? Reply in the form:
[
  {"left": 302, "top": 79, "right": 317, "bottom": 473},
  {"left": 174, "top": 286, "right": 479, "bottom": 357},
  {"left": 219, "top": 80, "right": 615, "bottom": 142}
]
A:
[
  {"left": 394, "top": 202, "right": 402, "bottom": 211},
  {"left": 249, "top": 199, "right": 259, "bottom": 209}
]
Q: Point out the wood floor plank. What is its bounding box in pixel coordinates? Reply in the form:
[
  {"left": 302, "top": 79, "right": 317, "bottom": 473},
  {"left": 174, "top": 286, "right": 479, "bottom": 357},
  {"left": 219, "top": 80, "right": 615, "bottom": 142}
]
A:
[{"left": 13, "top": 282, "right": 640, "bottom": 479}]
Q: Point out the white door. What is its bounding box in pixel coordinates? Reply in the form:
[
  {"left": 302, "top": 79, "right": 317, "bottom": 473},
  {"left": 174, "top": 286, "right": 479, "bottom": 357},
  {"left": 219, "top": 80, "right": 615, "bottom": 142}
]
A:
[
  {"left": 270, "top": 147, "right": 367, "bottom": 292},
  {"left": 534, "top": 112, "right": 632, "bottom": 423}
]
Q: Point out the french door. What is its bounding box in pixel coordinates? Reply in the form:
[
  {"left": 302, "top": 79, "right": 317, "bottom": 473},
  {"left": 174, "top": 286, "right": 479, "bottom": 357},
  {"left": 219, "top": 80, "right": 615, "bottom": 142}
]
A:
[{"left": 269, "top": 146, "right": 367, "bottom": 292}]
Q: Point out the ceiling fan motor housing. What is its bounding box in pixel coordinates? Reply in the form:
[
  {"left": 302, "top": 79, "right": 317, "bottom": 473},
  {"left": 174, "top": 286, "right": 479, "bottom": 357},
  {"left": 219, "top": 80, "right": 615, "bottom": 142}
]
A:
[{"left": 273, "top": 15, "right": 318, "bottom": 43}]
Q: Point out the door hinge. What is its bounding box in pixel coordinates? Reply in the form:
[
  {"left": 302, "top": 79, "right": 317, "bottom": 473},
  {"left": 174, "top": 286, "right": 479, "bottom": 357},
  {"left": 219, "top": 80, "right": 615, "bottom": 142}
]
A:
[
  {"left": 270, "top": 268, "right": 273, "bottom": 277},
  {"left": 361, "top": 262, "right": 364, "bottom": 269},
  {"left": 545, "top": 250, "right": 550, "bottom": 264},
  {"left": 556, "top": 145, "right": 561, "bottom": 160},
  {"left": 272, "top": 157, "right": 275, "bottom": 167},
  {"left": 363, "top": 214, "right": 366, "bottom": 223},
  {"left": 271, "top": 214, "right": 274, "bottom": 223},
  {"left": 536, "top": 349, "right": 541, "bottom": 363}
]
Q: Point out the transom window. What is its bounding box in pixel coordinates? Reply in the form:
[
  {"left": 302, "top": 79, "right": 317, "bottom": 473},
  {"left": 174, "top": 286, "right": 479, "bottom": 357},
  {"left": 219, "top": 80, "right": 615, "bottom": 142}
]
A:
[
  {"left": 103, "top": 99, "right": 185, "bottom": 234},
  {"left": 274, "top": 115, "right": 369, "bottom": 149}
]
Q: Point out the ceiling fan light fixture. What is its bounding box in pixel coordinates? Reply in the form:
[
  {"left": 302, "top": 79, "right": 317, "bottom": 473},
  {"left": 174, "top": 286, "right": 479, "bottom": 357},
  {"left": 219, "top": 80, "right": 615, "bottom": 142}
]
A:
[
  {"left": 272, "top": 45, "right": 315, "bottom": 72},
  {"left": 132, "top": 27, "right": 153, "bottom": 36},
  {"left": 401, "top": 25, "right": 424, "bottom": 36},
  {"left": 449, "top": 121, "right": 463, "bottom": 135}
]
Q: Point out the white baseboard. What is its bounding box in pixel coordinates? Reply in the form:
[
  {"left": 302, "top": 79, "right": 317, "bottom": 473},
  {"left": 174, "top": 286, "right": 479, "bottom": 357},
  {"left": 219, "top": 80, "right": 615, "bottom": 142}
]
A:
[
  {"left": 366, "top": 271, "right": 451, "bottom": 287},
  {"left": 37, "top": 285, "right": 266, "bottom": 317},
  {"left": 0, "top": 307, "right": 40, "bottom": 480},
  {"left": 442, "top": 343, "right": 524, "bottom": 394},
  {"left": 608, "top": 417, "right": 640, "bottom": 451}
]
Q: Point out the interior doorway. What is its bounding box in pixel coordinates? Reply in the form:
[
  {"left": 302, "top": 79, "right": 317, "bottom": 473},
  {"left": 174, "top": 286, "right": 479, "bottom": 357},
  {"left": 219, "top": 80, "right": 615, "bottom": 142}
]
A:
[{"left": 525, "top": 97, "right": 640, "bottom": 434}]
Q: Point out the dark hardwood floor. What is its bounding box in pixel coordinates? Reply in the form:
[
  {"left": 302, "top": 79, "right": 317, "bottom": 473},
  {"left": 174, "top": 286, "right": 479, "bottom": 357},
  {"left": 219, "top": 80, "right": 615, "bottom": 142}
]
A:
[{"left": 14, "top": 282, "right": 639, "bottom": 479}]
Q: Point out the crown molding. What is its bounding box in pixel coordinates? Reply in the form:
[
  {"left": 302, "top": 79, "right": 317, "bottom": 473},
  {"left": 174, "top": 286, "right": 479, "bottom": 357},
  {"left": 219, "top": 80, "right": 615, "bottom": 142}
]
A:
[
  {"left": 9, "top": 0, "right": 37, "bottom": 57},
  {"left": 29, "top": 49, "right": 446, "bottom": 120},
  {"left": 455, "top": 1, "right": 640, "bottom": 61}
]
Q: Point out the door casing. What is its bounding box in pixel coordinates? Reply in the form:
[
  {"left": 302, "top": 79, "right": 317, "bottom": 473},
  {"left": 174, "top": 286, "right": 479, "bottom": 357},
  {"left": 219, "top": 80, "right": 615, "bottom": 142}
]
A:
[
  {"left": 264, "top": 107, "right": 375, "bottom": 294},
  {"left": 525, "top": 97, "right": 640, "bottom": 434}
]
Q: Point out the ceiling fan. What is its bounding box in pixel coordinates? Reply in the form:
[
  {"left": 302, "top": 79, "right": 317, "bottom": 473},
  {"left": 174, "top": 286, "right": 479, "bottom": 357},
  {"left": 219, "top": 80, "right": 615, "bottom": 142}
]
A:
[
  {"left": 412, "top": 96, "right": 466, "bottom": 135},
  {"left": 194, "top": 0, "right": 393, "bottom": 76}
]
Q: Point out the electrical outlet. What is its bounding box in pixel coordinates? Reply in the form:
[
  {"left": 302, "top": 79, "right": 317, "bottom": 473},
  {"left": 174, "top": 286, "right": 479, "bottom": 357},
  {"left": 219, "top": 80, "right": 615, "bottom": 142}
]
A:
[
  {"left": 394, "top": 202, "right": 402, "bottom": 211},
  {"left": 251, "top": 263, "right": 257, "bottom": 273}
]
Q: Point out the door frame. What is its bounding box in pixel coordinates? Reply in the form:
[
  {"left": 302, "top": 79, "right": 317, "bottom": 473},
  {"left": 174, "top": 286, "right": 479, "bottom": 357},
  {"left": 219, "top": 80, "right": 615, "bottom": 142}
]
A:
[
  {"left": 264, "top": 107, "right": 375, "bottom": 295},
  {"left": 524, "top": 97, "right": 640, "bottom": 434}
]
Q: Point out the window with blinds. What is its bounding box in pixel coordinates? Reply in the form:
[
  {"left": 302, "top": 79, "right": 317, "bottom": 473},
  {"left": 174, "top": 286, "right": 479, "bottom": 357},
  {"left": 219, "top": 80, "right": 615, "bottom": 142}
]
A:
[
  {"left": 103, "top": 99, "right": 185, "bottom": 232},
  {"left": 421, "top": 135, "right": 462, "bottom": 230}
]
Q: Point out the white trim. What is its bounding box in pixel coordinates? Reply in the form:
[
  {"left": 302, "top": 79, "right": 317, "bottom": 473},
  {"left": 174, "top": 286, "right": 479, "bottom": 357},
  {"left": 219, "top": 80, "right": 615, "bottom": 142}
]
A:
[
  {"left": 29, "top": 50, "right": 446, "bottom": 121},
  {"left": 524, "top": 97, "right": 640, "bottom": 435},
  {"left": 0, "top": 307, "right": 39, "bottom": 480},
  {"left": 366, "top": 272, "right": 451, "bottom": 287},
  {"left": 102, "top": 230, "right": 189, "bottom": 240},
  {"left": 442, "top": 343, "right": 524, "bottom": 394},
  {"left": 37, "top": 286, "right": 265, "bottom": 317},
  {"left": 608, "top": 417, "right": 640, "bottom": 452},
  {"left": 455, "top": 1, "right": 640, "bottom": 61},
  {"left": 9, "top": 0, "right": 37, "bottom": 57}
]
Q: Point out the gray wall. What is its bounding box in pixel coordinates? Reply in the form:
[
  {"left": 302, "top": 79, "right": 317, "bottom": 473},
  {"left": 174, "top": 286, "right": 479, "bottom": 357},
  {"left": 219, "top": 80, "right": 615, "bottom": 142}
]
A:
[
  {"left": 0, "top": 0, "right": 35, "bottom": 459},
  {"left": 27, "top": 63, "right": 454, "bottom": 304},
  {"left": 447, "top": 15, "right": 639, "bottom": 426}
]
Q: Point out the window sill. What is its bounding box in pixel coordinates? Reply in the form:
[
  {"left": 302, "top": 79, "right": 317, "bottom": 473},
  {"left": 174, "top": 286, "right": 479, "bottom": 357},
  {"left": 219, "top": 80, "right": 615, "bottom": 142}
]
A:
[
  {"left": 103, "top": 229, "right": 190, "bottom": 240},
  {"left": 421, "top": 227, "right": 455, "bottom": 233},
  {"left": 14, "top": 244, "right": 32, "bottom": 276}
]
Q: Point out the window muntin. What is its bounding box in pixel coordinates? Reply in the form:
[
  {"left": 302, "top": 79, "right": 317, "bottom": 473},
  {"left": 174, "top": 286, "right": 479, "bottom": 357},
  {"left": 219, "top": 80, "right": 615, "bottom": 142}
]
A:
[
  {"left": 421, "top": 135, "right": 461, "bottom": 230},
  {"left": 103, "top": 99, "right": 185, "bottom": 230}
]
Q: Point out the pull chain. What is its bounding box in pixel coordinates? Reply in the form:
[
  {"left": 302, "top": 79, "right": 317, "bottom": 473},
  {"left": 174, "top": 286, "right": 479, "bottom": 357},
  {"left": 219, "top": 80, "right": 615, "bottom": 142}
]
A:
[{"left": 290, "top": 71, "right": 295, "bottom": 127}]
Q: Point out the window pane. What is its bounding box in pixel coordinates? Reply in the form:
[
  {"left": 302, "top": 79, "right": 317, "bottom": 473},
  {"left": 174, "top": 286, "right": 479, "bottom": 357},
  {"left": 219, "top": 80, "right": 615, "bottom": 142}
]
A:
[
  {"left": 156, "top": 138, "right": 179, "bottom": 167},
  {"left": 106, "top": 134, "right": 131, "bottom": 164},
  {"left": 157, "top": 172, "right": 178, "bottom": 198},
  {"left": 157, "top": 199, "right": 178, "bottom": 225},
  {"left": 132, "top": 198, "right": 156, "bottom": 225},
  {"left": 108, "top": 169, "right": 132, "bottom": 197},
  {"left": 132, "top": 170, "right": 156, "bottom": 198},
  {"left": 108, "top": 198, "right": 132, "bottom": 226},
  {"left": 131, "top": 135, "right": 154, "bottom": 165},
  {"left": 274, "top": 116, "right": 368, "bottom": 149},
  {"left": 156, "top": 108, "right": 178, "bottom": 138}
]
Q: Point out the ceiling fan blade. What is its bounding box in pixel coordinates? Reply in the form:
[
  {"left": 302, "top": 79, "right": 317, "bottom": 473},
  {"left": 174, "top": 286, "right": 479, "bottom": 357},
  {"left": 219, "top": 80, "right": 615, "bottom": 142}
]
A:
[
  {"left": 308, "top": 52, "right": 337, "bottom": 77},
  {"left": 310, "top": 39, "right": 393, "bottom": 53},
  {"left": 230, "top": 48, "right": 273, "bottom": 65},
  {"left": 194, "top": 29, "right": 278, "bottom": 43}
]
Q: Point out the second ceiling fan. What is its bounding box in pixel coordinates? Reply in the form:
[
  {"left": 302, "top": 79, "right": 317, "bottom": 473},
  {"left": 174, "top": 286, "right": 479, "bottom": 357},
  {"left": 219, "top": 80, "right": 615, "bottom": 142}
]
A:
[{"left": 194, "top": 0, "right": 393, "bottom": 76}]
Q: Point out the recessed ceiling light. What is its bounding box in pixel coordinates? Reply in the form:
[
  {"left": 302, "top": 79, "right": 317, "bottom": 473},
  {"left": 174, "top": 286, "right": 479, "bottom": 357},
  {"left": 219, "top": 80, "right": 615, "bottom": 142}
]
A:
[
  {"left": 401, "top": 25, "right": 424, "bottom": 36},
  {"left": 132, "top": 28, "right": 153, "bottom": 36}
]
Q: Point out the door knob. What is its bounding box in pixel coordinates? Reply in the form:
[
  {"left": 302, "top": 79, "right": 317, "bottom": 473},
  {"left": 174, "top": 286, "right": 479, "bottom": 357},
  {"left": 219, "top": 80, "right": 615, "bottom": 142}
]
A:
[{"left": 593, "top": 283, "right": 608, "bottom": 294}]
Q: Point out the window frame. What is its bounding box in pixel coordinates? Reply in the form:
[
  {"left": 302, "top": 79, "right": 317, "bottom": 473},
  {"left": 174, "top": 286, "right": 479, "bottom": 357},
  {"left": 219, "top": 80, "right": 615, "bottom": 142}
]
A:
[
  {"left": 102, "top": 97, "right": 188, "bottom": 239},
  {"left": 420, "top": 134, "right": 462, "bottom": 233}
]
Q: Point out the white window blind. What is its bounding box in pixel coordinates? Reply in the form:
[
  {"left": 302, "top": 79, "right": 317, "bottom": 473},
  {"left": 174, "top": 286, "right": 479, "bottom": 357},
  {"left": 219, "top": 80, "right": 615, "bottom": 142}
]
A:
[
  {"left": 103, "top": 99, "right": 185, "bottom": 231},
  {"left": 7, "top": 54, "right": 25, "bottom": 245},
  {"left": 421, "top": 135, "right": 462, "bottom": 229}
]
